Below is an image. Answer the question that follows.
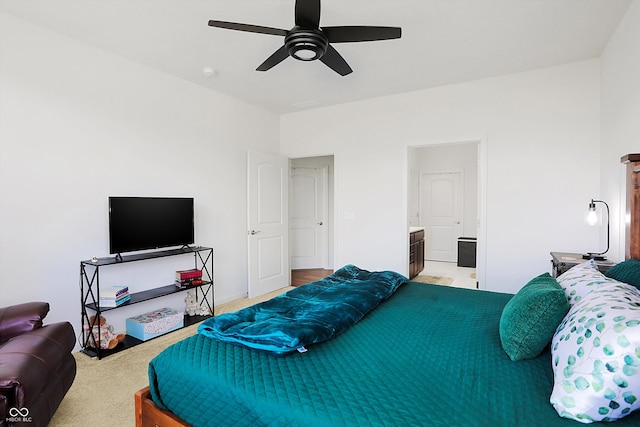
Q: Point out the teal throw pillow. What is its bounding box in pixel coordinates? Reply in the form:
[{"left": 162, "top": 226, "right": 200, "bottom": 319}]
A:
[
  {"left": 605, "top": 259, "right": 640, "bottom": 290},
  {"left": 500, "top": 273, "right": 570, "bottom": 361}
]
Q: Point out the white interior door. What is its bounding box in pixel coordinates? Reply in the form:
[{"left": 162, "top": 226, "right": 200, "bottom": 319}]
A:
[
  {"left": 247, "top": 151, "right": 289, "bottom": 298},
  {"left": 420, "top": 171, "right": 463, "bottom": 262},
  {"left": 290, "top": 166, "right": 328, "bottom": 269},
  {"left": 408, "top": 171, "right": 420, "bottom": 227}
]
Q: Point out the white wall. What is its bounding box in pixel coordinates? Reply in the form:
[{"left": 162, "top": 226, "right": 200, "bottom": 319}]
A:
[
  {"left": 0, "top": 13, "right": 280, "bottom": 341},
  {"left": 281, "top": 60, "right": 602, "bottom": 294},
  {"left": 601, "top": 0, "right": 640, "bottom": 258}
]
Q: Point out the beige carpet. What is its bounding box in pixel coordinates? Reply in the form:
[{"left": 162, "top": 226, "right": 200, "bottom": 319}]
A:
[
  {"left": 50, "top": 286, "right": 294, "bottom": 427},
  {"left": 410, "top": 275, "right": 454, "bottom": 286}
]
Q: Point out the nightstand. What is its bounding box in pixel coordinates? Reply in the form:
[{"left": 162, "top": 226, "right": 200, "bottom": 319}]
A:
[{"left": 550, "top": 252, "right": 616, "bottom": 277}]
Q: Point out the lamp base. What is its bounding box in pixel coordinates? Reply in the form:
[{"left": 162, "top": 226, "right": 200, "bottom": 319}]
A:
[{"left": 582, "top": 253, "right": 607, "bottom": 261}]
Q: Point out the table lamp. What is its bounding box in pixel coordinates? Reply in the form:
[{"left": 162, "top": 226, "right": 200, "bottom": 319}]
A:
[{"left": 583, "top": 199, "right": 609, "bottom": 261}]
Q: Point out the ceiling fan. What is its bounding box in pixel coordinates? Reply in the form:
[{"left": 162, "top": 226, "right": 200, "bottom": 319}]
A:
[{"left": 208, "top": 0, "right": 401, "bottom": 76}]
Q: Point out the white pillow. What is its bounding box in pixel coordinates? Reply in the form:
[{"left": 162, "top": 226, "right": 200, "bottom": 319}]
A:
[
  {"left": 550, "top": 282, "right": 640, "bottom": 423},
  {"left": 557, "top": 259, "right": 619, "bottom": 305}
]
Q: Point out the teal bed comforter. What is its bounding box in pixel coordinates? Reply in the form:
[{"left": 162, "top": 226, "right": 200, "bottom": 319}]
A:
[
  {"left": 197, "top": 264, "right": 407, "bottom": 354},
  {"left": 149, "top": 281, "right": 640, "bottom": 426}
]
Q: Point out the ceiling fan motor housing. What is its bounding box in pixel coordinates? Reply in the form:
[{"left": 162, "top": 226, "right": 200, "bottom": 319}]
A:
[{"left": 285, "top": 27, "right": 328, "bottom": 61}]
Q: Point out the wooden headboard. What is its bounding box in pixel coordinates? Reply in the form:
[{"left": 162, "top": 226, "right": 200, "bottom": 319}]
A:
[{"left": 622, "top": 153, "right": 640, "bottom": 260}]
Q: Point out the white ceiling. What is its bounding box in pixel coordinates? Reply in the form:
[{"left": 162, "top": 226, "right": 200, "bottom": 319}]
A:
[{"left": 0, "top": 0, "right": 631, "bottom": 114}]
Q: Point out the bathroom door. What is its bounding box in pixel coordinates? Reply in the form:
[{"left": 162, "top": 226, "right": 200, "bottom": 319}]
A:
[
  {"left": 290, "top": 166, "right": 328, "bottom": 269},
  {"left": 420, "top": 171, "right": 463, "bottom": 262}
]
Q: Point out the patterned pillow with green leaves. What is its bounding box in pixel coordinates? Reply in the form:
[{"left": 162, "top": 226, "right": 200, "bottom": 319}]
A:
[
  {"left": 557, "top": 260, "right": 620, "bottom": 305},
  {"left": 550, "top": 282, "right": 640, "bottom": 423}
]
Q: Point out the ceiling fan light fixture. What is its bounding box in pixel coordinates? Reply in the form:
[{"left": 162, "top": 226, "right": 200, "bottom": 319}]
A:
[
  {"left": 291, "top": 44, "right": 320, "bottom": 60},
  {"left": 285, "top": 28, "right": 328, "bottom": 62}
]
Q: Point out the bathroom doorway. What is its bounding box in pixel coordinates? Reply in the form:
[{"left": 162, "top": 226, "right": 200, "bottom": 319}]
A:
[
  {"left": 289, "top": 155, "right": 335, "bottom": 275},
  {"left": 408, "top": 142, "right": 480, "bottom": 268}
]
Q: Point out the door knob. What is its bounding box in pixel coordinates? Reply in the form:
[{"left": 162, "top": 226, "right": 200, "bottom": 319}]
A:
[
  {"left": 317, "top": 222, "right": 323, "bottom": 226},
  {"left": 249, "top": 230, "right": 261, "bottom": 235}
]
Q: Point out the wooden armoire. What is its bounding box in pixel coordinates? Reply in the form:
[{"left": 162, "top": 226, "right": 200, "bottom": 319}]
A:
[{"left": 622, "top": 153, "right": 640, "bottom": 260}]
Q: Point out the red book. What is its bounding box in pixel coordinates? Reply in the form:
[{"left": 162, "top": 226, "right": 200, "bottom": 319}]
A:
[{"left": 175, "top": 268, "right": 202, "bottom": 280}]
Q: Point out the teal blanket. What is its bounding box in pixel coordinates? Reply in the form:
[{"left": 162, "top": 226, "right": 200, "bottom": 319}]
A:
[{"left": 197, "top": 264, "right": 408, "bottom": 354}]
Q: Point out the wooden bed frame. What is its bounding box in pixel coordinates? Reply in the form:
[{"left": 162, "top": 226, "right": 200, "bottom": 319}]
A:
[
  {"left": 134, "top": 153, "right": 640, "bottom": 427},
  {"left": 135, "top": 386, "right": 192, "bottom": 427}
]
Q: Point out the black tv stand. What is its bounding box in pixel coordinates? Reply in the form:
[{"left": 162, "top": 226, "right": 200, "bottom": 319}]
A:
[{"left": 80, "top": 246, "right": 214, "bottom": 359}]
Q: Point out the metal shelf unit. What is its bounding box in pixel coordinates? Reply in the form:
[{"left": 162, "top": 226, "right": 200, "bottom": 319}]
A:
[{"left": 80, "top": 246, "right": 213, "bottom": 359}]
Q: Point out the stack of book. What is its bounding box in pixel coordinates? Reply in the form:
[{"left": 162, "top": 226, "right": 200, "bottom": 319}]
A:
[
  {"left": 175, "top": 268, "right": 203, "bottom": 288},
  {"left": 99, "top": 286, "right": 130, "bottom": 307}
]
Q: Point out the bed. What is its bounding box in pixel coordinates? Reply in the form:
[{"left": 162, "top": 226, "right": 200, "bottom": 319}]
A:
[
  {"left": 138, "top": 276, "right": 640, "bottom": 426},
  {"left": 135, "top": 154, "right": 640, "bottom": 426}
]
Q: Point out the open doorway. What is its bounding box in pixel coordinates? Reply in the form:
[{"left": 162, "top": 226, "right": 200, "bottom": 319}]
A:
[
  {"left": 289, "top": 155, "right": 334, "bottom": 286},
  {"left": 408, "top": 142, "right": 480, "bottom": 288}
]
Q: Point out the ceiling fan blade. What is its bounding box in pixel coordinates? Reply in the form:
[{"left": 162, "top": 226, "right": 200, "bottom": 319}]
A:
[
  {"left": 319, "top": 45, "right": 352, "bottom": 76},
  {"left": 295, "top": 0, "right": 321, "bottom": 29},
  {"left": 208, "top": 20, "right": 287, "bottom": 37},
  {"left": 256, "top": 46, "right": 290, "bottom": 71},
  {"left": 323, "top": 26, "right": 401, "bottom": 43}
]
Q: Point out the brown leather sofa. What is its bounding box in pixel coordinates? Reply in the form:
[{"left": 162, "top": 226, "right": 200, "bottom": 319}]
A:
[{"left": 0, "top": 302, "right": 76, "bottom": 427}]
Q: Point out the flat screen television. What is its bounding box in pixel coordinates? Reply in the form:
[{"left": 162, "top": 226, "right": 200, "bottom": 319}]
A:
[{"left": 109, "top": 197, "right": 194, "bottom": 255}]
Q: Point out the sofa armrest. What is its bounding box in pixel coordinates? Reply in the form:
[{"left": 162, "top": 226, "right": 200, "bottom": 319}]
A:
[
  {"left": 0, "top": 394, "right": 6, "bottom": 425},
  {"left": 0, "top": 321, "right": 75, "bottom": 413},
  {"left": 0, "top": 302, "right": 50, "bottom": 345}
]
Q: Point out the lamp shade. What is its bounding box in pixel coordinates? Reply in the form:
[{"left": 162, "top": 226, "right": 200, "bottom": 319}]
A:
[
  {"left": 583, "top": 199, "right": 609, "bottom": 261},
  {"left": 587, "top": 201, "right": 598, "bottom": 225}
]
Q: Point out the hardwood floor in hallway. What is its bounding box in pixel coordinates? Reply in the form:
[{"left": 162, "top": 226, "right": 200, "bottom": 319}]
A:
[{"left": 291, "top": 268, "right": 334, "bottom": 287}]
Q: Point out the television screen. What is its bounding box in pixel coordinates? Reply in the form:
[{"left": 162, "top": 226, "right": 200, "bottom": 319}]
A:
[{"left": 109, "top": 197, "right": 194, "bottom": 254}]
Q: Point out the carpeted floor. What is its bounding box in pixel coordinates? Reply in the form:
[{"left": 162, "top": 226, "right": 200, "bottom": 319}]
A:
[
  {"left": 50, "top": 286, "right": 294, "bottom": 427},
  {"left": 410, "top": 275, "right": 454, "bottom": 286}
]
